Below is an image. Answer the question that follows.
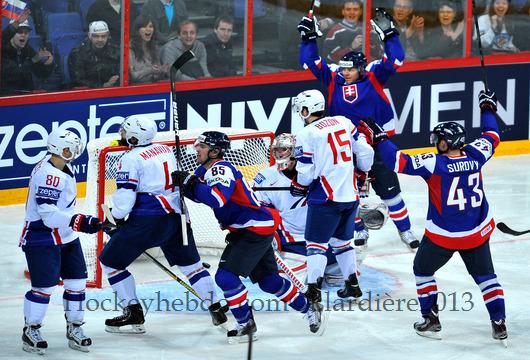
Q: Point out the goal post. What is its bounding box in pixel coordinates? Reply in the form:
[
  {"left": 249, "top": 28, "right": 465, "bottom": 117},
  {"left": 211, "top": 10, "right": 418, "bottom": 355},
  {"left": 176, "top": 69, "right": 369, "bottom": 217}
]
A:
[{"left": 81, "top": 128, "right": 275, "bottom": 288}]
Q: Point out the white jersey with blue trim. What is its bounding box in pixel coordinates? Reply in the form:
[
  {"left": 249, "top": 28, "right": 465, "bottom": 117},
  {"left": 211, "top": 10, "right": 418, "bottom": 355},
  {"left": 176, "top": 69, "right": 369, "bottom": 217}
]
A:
[
  {"left": 253, "top": 166, "right": 307, "bottom": 242},
  {"left": 111, "top": 143, "right": 182, "bottom": 219},
  {"left": 20, "top": 155, "right": 78, "bottom": 247},
  {"left": 294, "top": 115, "right": 374, "bottom": 204}
]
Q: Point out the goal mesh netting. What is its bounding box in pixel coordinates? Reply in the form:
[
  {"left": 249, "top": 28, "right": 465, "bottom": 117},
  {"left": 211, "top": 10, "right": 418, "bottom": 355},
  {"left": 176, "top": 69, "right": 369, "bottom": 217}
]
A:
[{"left": 82, "top": 128, "right": 275, "bottom": 287}]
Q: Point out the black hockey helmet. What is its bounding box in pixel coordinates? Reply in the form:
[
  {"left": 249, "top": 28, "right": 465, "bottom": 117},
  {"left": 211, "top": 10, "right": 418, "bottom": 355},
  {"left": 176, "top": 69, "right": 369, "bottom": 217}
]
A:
[
  {"left": 339, "top": 51, "right": 367, "bottom": 73},
  {"left": 195, "top": 131, "right": 231, "bottom": 155},
  {"left": 430, "top": 122, "right": 466, "bottom": 151}
]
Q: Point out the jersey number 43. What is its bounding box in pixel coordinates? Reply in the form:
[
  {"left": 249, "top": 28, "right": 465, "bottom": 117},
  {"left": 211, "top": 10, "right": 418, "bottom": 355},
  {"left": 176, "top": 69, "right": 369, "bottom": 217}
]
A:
[{"left": 447, "top": 173, "right": 484, "bottom": 211}]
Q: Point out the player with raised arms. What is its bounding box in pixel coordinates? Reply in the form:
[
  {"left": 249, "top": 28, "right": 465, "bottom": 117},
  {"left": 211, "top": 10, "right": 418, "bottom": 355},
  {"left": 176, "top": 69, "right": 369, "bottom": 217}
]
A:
[{"left": 20, "top": 129, "right": 102, "bottom": 354}]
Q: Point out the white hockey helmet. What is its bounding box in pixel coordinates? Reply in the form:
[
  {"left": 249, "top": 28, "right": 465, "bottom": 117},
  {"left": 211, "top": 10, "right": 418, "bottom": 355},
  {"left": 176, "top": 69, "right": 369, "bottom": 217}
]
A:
[
  {"left": 271, "top": 133, "right": 296, "bottom": 170},
  {"left": 292, "top": 89, "right": 325, "bottom": 122},
  {"left": 358, "top": 202, "right": 389, "bottom": 230},
  {"left": 120, "top": 115, "right": 157, "bottom": 146},
  {"left": 47, "top": 129, "right": 84, "bottom": 161}
]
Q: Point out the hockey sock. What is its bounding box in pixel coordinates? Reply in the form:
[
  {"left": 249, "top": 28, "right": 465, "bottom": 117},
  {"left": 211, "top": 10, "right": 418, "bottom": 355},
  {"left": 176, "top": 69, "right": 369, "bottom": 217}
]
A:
[
  {"left": 258, "top": 273, "right": 309, "bottom": 313},
  {"left": 473, "top": 274, "right": 506, "bottom": 321},
  {"left": 383, "top": 195, "right": 411, "bottom": 232},
  {"left": 329, "top": 238, "right": 356, "bottom": 280},
  {"left": 306, "top": 242, "right": 328, "bottom": 284},
  {"left": 215, "top": 268, "right": 251, "bottom": 325},
  {"left": 24, "top": 288, "right": 53, "bottom": 325},
  {"left": 179, "top": 261, "right": 220, "bottom": 307},
  {"left": 63, "top": 279, "right": 86, "bottom": 324},
  {"left": 414, "top": 272, "right": 438, "bottom": 316},
  {"left": 106, "top": 269, "right": 139, "bottom": 306}
]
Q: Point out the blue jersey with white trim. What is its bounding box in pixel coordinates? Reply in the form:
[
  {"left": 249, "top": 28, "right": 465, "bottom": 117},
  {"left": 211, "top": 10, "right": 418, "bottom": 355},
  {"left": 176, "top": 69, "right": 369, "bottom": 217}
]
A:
[
  {"left": 20, "top": 155, "right": 78, "bottom": 247},
  {"left": 189, "top": 160, "right": 280, "bottom": 235},
  {"left": 376, "top": 111, "right": 500, "bottom": 250},
  {"left": 299, "top": 36, "right": 404, "bottom": 136},
  {"left": 294, "top": 115, "right": 374, "bottom": 204},
  {"left": 111, "top": 143, "right": 181, "bottom": 219}
]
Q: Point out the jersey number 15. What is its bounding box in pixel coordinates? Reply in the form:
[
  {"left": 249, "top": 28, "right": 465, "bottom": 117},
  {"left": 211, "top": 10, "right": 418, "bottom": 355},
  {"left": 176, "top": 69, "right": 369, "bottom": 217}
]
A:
[{"left": 327, "top": 129, "right": 352, "bottom": 165}]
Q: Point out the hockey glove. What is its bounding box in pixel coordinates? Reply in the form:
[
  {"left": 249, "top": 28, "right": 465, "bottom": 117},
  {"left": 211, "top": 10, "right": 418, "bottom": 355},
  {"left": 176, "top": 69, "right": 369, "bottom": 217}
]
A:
[
  {"left": 172, "top": 170, "right": 198, "bottom": 193},
  {"left": 297, "top": 15, "right": 323, "bottom": 42},
  {"left": 479, "top": 89, "right": 497, "bottom": 113},
  {"left": 70, "top": 214, "right": 102, "bottom": 234},
  {"left": 358, "top": 118, "right": 389, "bottom": 145},
  {"left": 370, "top": 7, "right": 399, "bottom": 42},
  {"left": 356, "top": 171, "right": 370, "bottom": 198},
  {"left": 290, "top": 177, "right": 309, "bottom": 197}
]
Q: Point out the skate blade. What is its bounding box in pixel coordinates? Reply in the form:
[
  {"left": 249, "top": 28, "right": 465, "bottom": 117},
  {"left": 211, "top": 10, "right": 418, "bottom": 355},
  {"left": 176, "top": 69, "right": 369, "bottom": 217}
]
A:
[
  {"left": 105, "top": 324, "right": 146, "bottom": 334},
  {"left": 68, "top": 340, "right": 90, "bottom": 352},
  {"left": 22, "top": 343, "right": 46, "bottom": 355},
  {"left": 215, "top": 322, "right": 230, "bottom": 332},
  {"left": 496, "top": 338, "right": 508, "bottom": 348},
  {"left": 227, "top": 333, "right": 258, "bottom": 345},
  {"left": 314, "top": 309, "right": 330, "bottom": 337},
  {"left": 415, "top": 329, "right": 441, "bottom": 340}
]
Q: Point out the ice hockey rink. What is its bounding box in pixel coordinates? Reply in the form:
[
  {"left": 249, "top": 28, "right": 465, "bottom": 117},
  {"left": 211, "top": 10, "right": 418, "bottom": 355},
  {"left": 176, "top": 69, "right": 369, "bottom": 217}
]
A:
[{"left": 0, "top": 154, "right": 528, "bottom": 360}]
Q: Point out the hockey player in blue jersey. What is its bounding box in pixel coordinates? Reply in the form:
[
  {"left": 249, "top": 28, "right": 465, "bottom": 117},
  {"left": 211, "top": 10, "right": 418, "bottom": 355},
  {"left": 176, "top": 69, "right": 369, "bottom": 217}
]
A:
[
  {"left": 298, "top": 7, "right": 418, "bottom": 250},
  {"left": 99, "top": 115, "right": 226, "bottom": 334},
  {"left": 172, "top": 131, "right": 327, "bottom": 343},
  {"left": 359, "top": 89, "right": 508, "bottom": 346},
  {"left": 20, "top": 128, "right": 102, "bottom": 354}
]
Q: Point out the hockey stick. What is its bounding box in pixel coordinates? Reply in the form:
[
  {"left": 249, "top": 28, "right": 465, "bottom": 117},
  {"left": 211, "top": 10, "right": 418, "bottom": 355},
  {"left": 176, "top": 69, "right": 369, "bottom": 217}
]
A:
[
  {"left": 275, "top": 252, "right": 307, "bottom": 293},
  {"left": 308, "top": 0, "right": 321, "bottom": 18},
  {"left": 471, "top": 0, "right": 489, "bottom": 90},
  {"left": 497, "top": 222, "right": 530, "bottom": 236},
  {"left": 170, "top": 50, "right": 195, "bottom": 246},
  {"left": 252, "top": 186, "right": 290, "bottom": 191},
  {"left": 101, "top": 204, "right": 202, "bottom": 300}
]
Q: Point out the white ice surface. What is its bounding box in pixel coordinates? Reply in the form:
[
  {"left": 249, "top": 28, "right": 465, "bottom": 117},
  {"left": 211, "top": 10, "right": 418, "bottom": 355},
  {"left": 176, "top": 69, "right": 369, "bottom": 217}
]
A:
[{"left": 1, "top": 154, "right": 529, "bottom": 360}]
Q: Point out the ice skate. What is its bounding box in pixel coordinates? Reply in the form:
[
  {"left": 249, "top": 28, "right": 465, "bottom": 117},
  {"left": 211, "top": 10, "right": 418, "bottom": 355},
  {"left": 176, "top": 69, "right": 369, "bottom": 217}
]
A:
[
  {"left": 354, "top": 229, "right": 369, "bottom": 247},
  {"left": 337, "top": 273, "right": 362, "bottom": 300},
  {"left": 491, "top": 319, "right": 508, "bottom": 348},
  {"left": 305, "top": 302, "right": 328, "bottom": 336},
  {"left": 414, "top": 305, "right": 441, "bottom": 339},
  {"left": 66, "top": 322, "right": 92, "bottom": 352},
  {"left": 105, "top": 303, "right": 145, "bottom": 334},
  {"left": 208, "top": 301, "right": 229, "bottom": 328},
  {"left": 305, "top": 278, "right": 323, "bottom": 303},
  {"left": 22, "top": 324, "right": 48, "bottom": 355},
  {"left": 399, "top": 230, "right": 419, "bottom": 249},
  {"left": 227, "top": 318, "right": 258, "bottom": 344}
]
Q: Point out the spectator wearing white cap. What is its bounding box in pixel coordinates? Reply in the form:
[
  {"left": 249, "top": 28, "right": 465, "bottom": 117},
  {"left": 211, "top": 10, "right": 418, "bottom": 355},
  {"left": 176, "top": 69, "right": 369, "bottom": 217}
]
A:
[
  {"left": 1, "top": 10, "right": 54, "bottom": 95},
  {"left": 68, "top": 21, "right": 121, "bottom": 88}
]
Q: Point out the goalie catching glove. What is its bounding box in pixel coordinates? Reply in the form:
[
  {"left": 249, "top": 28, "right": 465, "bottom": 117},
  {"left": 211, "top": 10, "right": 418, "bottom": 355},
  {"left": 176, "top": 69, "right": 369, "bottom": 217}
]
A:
[
  {"left": 358, "top": 118, "right": 389, "bottom": 145},
  {"left": 370, "top": 7, "right": 399, "bottom": 42},
  {"left": 297, "top": 15, "right": 323, "bottom": 41},
  {"left": 358, "top": 203, "right": 389, "bottom": 230},
  {"left": 70, "top": 214, "right": 102, "bottom": 234}
]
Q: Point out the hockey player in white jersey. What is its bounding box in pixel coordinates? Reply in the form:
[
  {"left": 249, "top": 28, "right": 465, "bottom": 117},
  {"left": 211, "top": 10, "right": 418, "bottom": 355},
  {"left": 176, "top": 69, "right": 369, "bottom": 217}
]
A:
[
  {"left": 290, "top": 89, "right": 374, "bottom": 305},
  {"left": 99, "top": 115, "right": 226, "bottom": 333},
  {"left": 253, "top": 133, "right": 343, "bottom": 285},
  {"left": 20, "top": 129, "right": 102, "bottom": 354}
]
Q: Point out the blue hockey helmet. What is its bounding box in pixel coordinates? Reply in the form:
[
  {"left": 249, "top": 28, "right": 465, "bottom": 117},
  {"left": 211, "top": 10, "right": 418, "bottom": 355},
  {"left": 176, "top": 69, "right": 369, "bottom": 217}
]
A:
[
  {"left": 195, "top": 131, "right": 231, "bottom": 155},
  {"left": 339, "top": 51, "right": 367, "bottom": 73},
  {"left": 430, "top": 122, "right": 466, "bottom": 151}
]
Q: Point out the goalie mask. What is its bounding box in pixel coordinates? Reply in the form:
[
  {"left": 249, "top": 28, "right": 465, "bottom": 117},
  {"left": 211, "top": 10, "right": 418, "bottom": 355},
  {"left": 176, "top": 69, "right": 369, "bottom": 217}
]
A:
[
  {"left": 292, "top": 89, "right": 325, "bottom": 124},
  {"left": 358, "top": 202, "right": 389, "bottom": 230},
  {"left": 272, "top": 133, "right": 296, "bottom": 170},
  {"left": 120, "top": 115, "right": 157, "bottom": 147},
  {"left": 47, "top": 129, "right": 84, "bottom": 161}
]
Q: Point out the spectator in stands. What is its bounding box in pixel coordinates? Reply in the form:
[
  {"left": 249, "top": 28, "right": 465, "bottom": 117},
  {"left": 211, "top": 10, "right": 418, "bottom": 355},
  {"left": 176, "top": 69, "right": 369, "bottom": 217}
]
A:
[
  {"left": 477, "top": 0, "right": 519, "bottom": 53},
  {"left": 203, "top": 15, "right": 237, "bottom": 78},
  {"left": 86, "top": 0, "right": 122, "bottom": 46},
  {"left": 424, "top": 1, "right": 464, "bottom": 59},
  {"left": 513, "top": 0, "right": 530, "bottom": 51},
  {"left": 141, "top": 0, "right": 189, "bottom": 45},
  {"left": 68, "top": 21, "right": 120, "bottom": 88},
  {"left": 1, "top": 12, "right": 54, "bottom": 96},
  {"left": 391, "top": 0, "right": 426, "bottom": 60},
  {"left": 129, "top": 15, "right": 170, "bottom": 84},
  {"left": 160, "top": 20, "right": 211, "bottom": 80},
  {"left": 323, "top": 0, "right": 364, "bottom": 63}
]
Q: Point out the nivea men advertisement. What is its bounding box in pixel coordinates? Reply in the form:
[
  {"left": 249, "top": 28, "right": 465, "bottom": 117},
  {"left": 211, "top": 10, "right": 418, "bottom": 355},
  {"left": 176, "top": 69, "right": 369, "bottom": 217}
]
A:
[{"left": 0, "top": 62, "right": 528, "bottom": 190}]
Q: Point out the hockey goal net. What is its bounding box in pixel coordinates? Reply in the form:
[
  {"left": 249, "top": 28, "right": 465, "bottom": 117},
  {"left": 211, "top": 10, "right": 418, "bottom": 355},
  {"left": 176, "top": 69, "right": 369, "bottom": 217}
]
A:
[{"left": 82, "top": 128, "right": 275, "bottom": 288}]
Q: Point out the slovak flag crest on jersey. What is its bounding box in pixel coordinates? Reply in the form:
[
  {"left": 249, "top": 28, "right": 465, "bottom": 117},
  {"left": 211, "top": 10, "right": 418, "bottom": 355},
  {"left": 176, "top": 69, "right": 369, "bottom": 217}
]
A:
[{"left": 342, "top": 84, "right": 358, "bottom": 104}]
